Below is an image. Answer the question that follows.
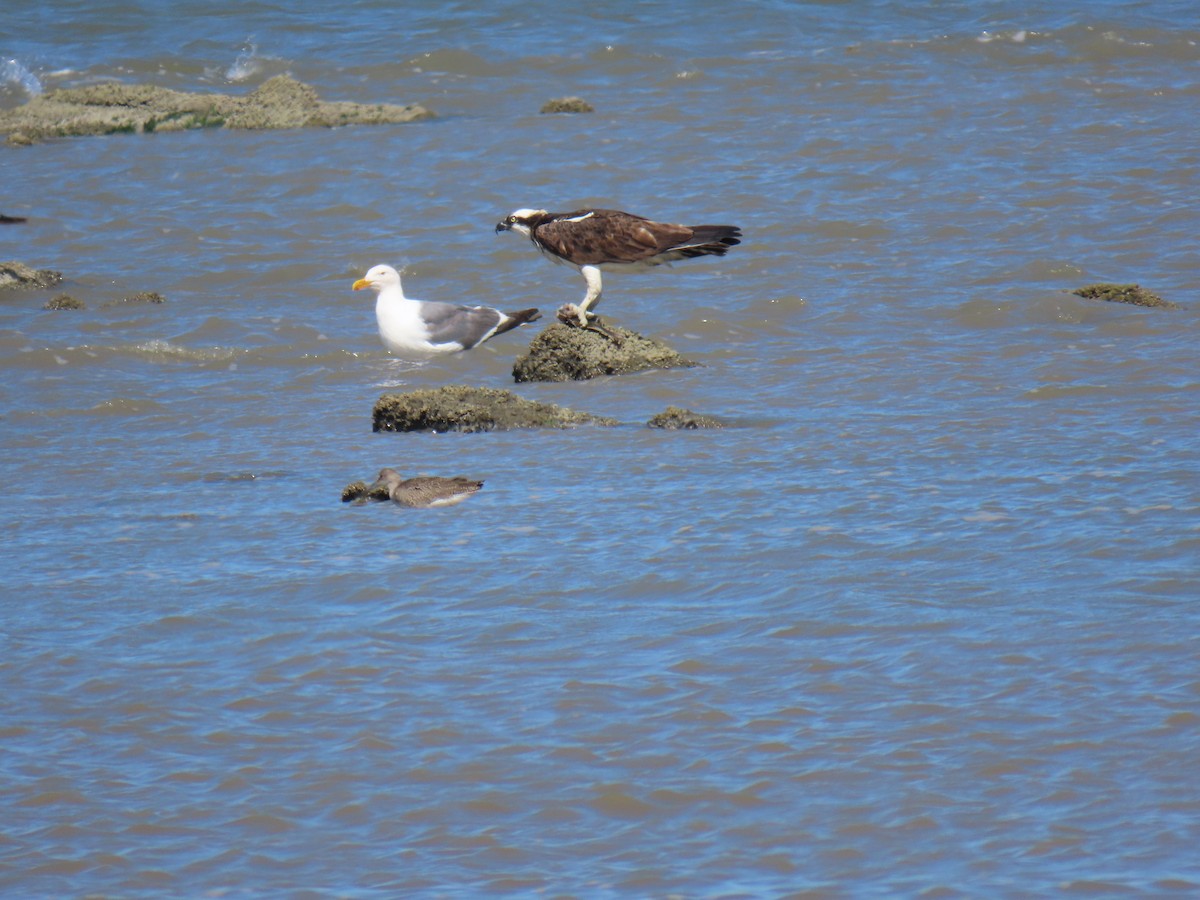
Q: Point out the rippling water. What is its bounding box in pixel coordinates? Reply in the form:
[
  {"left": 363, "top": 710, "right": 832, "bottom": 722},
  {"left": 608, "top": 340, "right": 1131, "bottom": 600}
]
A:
[{"left": 3, "top": 2, "right": 1199, "bottom": 896}]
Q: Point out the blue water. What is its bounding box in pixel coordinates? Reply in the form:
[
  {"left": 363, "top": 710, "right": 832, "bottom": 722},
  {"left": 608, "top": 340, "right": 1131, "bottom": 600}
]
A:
[{"left": 2, "top": 2, "right": 1199, "bottom": 896}]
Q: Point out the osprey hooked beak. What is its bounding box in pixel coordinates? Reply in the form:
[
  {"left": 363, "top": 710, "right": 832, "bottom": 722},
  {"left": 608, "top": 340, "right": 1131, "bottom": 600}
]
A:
[{"left": 496, "top": 209, "right": 543, "bottom": 237}]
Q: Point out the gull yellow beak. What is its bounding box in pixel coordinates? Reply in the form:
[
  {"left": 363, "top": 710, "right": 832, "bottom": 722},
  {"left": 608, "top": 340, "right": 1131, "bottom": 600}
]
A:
[{"left": 352, "top": 277, "right": 371, "bottom": 290}]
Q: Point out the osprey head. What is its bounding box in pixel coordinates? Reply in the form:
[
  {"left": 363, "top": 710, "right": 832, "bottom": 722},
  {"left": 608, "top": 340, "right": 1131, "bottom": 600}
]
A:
[{"left": 495, "top": 208, "right": 547, "bottom": 237}]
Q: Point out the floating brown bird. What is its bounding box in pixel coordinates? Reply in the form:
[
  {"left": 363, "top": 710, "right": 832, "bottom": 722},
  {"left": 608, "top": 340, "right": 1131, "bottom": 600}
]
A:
[
  {"left": 496, "top": 207, "right": 741, "bottom": 325},
  {"left": 366, "top": 467, "right": 483, "bottom": 508}
]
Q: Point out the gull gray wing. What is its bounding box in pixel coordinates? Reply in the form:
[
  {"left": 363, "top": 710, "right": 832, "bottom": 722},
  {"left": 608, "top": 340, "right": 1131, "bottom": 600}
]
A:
[{"left": 417, "top": 300, "right": 506, "bottom": 350}]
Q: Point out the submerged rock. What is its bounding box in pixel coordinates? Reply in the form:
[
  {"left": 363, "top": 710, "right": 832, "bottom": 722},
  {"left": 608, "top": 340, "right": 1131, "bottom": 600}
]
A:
[
  {"left": 1, "top": 75, "right": 432, "bottom": 144},
  {"left": 372, "top": 385, "right": 617, "bottom": 433},
  {"left": 647, "top": 406, "right": 724, "bottom": 429},
  {"left": 1072, "top": 283, "right": 1179, "bottom": 310},
  {"left": 513, "top": 320, "right": 698, "bottom": 383},
  {"left": 341, "top": 480, "right": 368, "bottom": 503},
  {"left": 0, "top": 261, "right": 64, "bottom": 290},
  {"left": 540, "top": 96, "right": 595, "bottom": 114},
  {"left": 44, "top": 293, "right": 85, "bottom": 310},
  {"left": 341, "top": 479, "right": 393, "bottom": 503},
  {"left": 102, "top": 291, "right": 166, "bottom": 308}
]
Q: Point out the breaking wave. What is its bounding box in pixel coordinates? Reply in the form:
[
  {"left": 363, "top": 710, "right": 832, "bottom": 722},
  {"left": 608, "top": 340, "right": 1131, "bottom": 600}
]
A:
[
  {"left": 1, "top": 57, "right": 41, "bottom": 96},
  {"left": 225, "top": 40, "right": 263, "bottom": 82}
]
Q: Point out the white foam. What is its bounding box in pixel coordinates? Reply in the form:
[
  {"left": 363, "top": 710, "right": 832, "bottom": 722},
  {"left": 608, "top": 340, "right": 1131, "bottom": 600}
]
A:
[
  {"left": 2, "top": 58, "right": 42, "bottom": 96},
  {"left": 225, "top": 41, "right": 263, "bottom": 82}
]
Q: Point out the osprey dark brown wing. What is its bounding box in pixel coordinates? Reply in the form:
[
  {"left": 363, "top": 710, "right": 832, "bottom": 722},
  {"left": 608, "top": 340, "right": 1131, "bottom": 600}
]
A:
[{"left": 530, "top": 209, "right": 688, "bottom": 265}]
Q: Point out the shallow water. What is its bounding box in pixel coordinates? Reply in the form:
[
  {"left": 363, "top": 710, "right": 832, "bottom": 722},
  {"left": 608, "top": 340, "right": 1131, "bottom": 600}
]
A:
[{"left": 3, "top": 2, "right": 1199, "bottom": 896}]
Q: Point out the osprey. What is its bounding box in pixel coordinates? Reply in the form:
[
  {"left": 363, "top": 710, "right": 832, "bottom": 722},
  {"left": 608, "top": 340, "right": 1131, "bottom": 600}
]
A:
[
  {"left": 352, "top": 264, "right": 540, "bottom": 357},
  {"left": 496, "top": 207, "right": 742, "bottom": 325}
]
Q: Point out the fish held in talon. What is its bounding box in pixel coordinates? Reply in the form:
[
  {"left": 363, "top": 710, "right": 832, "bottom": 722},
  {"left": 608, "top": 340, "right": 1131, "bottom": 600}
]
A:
[
  {"left": 351, "top": 264, "right": 541, "bottom": 357},
  {"left": 366, "top": 467, "right": 484, "bottom": 509},
  {"left": 495, "top": 207, "right": 742, "bottom": 326}
]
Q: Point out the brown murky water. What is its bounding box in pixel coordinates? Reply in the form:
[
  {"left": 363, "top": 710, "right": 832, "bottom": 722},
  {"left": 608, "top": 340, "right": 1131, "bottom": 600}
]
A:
[{"left": 2, "top": 3, "right": 1198, "bottom": 895}]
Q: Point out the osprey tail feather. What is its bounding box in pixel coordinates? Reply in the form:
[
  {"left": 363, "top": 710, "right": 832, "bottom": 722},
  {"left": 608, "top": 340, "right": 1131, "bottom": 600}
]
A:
[{"left": 676, "top": 224, "right": 742, "bottom": 258}]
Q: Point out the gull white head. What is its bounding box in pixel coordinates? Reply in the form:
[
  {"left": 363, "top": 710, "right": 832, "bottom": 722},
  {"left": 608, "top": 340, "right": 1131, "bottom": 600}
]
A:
[{"left": 352, "top": 264, "right": 403, "bottom": 294}]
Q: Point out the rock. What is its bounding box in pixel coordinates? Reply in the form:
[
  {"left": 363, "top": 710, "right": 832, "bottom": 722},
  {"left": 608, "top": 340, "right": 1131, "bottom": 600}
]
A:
[
  {"left": 0, "top": 261, "right": 64, "bottom": 290},
  {"left": 540, "top": 96, "right": 595, "bottom": 114},
  {"left": 512, "top": 320, "right": 698, "bottom": 383},
  {"left": 102, "top": 291, "right": 166, "bottom": 308},
  {"left": 372, "top": 385, "right": 618, "bottom": 433},
  {"left": 647, "top": 406, "right": 724, "bottom": 429},
  {"left": 342, "top": 479, "right": 393, "bottom": 503},
  {"left": 225, "top": 76, "right": 320, "bottom": 130},
  {"left": 341, "top": 481, "right": 370, "bottom": 503},
  {"left": 1, "top": 75, "right": 432, "bottom": 144},
  {"left": 341, "top": 480, "right": 393, "bottom": 503},
  {"left": 1072, "top": 283, "right": 1179, "bottom": 310},
  {"left": 44, "top": 293, "right": 85, "bottom": 310}
]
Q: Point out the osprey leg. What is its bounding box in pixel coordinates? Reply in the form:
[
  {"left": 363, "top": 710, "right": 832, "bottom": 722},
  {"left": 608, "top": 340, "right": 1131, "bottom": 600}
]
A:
[{"left": 573, "top": 265, "right": 603, "bottom": 326}]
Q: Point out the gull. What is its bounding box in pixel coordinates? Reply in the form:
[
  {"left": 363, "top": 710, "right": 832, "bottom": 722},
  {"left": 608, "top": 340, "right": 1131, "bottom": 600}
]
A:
[{"left": 352, "top": 264, "right": 540, "bottom": 356}]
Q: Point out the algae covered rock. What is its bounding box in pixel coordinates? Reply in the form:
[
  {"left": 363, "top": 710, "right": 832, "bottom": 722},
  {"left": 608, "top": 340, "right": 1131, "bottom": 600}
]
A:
[
  {"left": 44, "top": 293, "right": 85, "bottom": 310},
  {"left": 341, "top": 481, "right": 371, "bottom": 503},
  {"left": 3, "top": 83, "right": 228, "bottom": 141},
  {"left": 540, "top": 97, "right": 595, "bottom": 114},
  {"left": 1, "top": 261, "right": 64, "bottom": 290},
  {"left": 1, "top": 75, "right": 432, "bottom": 144},
  {"left": 102, "top": 291, "right": 166, "bottom": 308},
  {"left": 372, "top": 385, "right": 617, "bottom": 433},
  {"left": 341, "top": 479, "right": 393, "bottom": 503},
  {"left": 513, "top": 320, "right": 698, "bottom": 383},
  {"left": 1072, "top": 283, "right": 1178, "bottom": 310},
  {"left": 647, "top": 406, "right": 724, "bottom": 430},
  {"left": 225, "top": 76, "right": 320, "bottom": 130}
]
